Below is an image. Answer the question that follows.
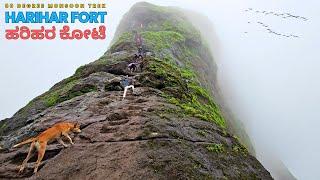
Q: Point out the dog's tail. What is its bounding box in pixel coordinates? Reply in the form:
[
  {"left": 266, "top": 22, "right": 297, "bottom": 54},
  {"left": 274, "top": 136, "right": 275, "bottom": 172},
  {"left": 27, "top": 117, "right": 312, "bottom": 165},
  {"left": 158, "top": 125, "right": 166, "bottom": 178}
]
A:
[{"left": 13, "top": 137, "right": 36, "bottom": 148}]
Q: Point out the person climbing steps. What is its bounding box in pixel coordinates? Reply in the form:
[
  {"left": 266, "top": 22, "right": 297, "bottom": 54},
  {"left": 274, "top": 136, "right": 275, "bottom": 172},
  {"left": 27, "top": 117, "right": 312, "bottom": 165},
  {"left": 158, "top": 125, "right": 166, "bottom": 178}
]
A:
[
  {"left": 133, "top": 53, "right": 143, "bottom": 62},
  {"left": 138, "top": 46, "right": 145, "bottom": 58},
  {"left": 120, "top": 75, "right": 134, "bottom": 101},
  {"left": 131, "top": 29, "right": 147, "bottom": 72},
  {"left": 128, "top": 62, "right": 138, "bottom": 72},
  {"left": 133, "top": 54, "right": 139, "bottom": 60}
]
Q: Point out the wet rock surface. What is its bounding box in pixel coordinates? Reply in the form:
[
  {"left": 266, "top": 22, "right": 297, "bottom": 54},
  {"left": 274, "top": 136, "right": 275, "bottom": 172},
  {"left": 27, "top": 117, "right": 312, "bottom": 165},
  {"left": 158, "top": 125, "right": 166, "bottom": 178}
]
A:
[
  {"left": 0, "top": 72, "right": 272, "bottom": 180},
  {"left": 0, "top": 2, "right": 272, "bottom": 180}
]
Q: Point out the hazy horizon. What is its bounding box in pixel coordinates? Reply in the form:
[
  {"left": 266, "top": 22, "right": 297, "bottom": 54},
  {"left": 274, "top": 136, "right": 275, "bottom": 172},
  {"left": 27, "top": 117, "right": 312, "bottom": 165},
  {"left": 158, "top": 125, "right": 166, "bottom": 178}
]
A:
[{"left": 1, "top": 0, "right": 320, "bottom": 179}]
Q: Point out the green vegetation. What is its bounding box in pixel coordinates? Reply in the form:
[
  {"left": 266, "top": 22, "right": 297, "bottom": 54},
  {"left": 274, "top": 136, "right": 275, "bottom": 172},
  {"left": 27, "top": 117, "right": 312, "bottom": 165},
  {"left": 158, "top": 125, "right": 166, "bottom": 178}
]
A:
[
  {"left": 197, "top": 130, "right": 207, "bottom": 137},
  {"left": 181, "top": 68, "right": 195, "bottom": 79},
  {"left": 133, "top": 11, "right": 225, "bottom": 128},
  {"left": 43, "top": 79, "right": 79, "bottom": 107},
  {"left": 193, "top": 161, "right": 204, "bottom": 169},
  {"left": 161, "top": 20, "right": 201, "bottom": 40},
  {"left": 75, "top": 65, "right": 86, "bottom": 76},
  {"left": 8, "top": 1, "right": 222, "bottom": 137},
  {"left": 142, "top": 21, "right": 201, "bottom": 61},
  {"left": 147, "top": 57, "right": 182, "bottom": 86},
  {"left": 43, "top": 80, "right": 96, "bottom": 107},
  {"left": 232, "top": 145, "right": 248, "bottom": 155},
  {"left": 4, "top": 66, "right": 99, "bottom": 129},
  {"left": 206, "top": 143, "right": 225, "bottom": 153},
  {"left": 20, "top": 78, "right": 97, "bottom": 111},
  {"left": 0, "top": 122, "right": 6, "bottom": 134},
  {"left": 109, "top": 32, "right": 132, "bottom": 51},
  {"left": 146, "top": 14, "right": 201, "bottom": 41},
  {"left": 147, "top": 57, "right": 225, "bottom": 128},
  {"left": 142, "top": 31, "right": 185, "bottom": 53},
  {"left": 168, "top": 91, "right": 225, "bottom": 128}
]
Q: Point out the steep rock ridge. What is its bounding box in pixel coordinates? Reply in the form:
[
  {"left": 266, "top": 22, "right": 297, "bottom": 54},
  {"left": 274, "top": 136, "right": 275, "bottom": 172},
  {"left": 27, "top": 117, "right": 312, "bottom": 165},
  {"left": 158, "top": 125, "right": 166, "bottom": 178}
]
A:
[
  {"left": 112, "top": 2, "right": 218, "bottom": 94},
  {"left": 0, "top": 2, "right": 272, "bottom": 179},
  {"left": 114, "top": 3, "right": 256, "bottom": 155},
  {"left": 176, "top": 8, "right": 256, "bottom": 155}
]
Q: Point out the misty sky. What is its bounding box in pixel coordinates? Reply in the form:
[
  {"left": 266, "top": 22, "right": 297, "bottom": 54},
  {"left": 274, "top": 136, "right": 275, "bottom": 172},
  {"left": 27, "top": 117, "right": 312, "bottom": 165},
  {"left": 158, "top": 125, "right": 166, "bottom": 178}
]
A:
[{"left": 1, "top": 0, "right": 320, "bottom": 179}]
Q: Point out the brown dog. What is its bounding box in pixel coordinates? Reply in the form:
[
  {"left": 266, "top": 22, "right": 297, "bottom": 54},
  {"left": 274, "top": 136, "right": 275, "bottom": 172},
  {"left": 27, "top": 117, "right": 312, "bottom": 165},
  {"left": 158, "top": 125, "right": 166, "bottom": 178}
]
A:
[{"left": 13, "top": 122, "right": 81, "bottom": 173}]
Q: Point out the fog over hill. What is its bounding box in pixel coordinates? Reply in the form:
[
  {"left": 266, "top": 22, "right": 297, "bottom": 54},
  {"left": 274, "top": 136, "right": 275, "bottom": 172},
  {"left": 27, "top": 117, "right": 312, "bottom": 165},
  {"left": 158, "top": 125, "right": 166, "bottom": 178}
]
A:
[{"left": 178, "top": 1, "right": 320, "bottom": 180}]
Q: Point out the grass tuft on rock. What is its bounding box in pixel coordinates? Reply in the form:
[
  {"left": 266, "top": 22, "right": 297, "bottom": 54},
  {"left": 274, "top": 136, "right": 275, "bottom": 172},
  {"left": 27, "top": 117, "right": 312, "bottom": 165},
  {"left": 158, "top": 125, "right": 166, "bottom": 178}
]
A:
[{"left": 206, "top": 143, "right": 225, "bottom": 153}]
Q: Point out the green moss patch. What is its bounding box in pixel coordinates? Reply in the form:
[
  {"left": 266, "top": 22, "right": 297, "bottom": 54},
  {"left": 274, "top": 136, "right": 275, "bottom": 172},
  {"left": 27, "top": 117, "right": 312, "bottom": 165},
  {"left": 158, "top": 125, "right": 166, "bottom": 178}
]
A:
[
  {"left": 142, "top": 31, "right": 185, "bottom": 52},
  {"left": 197, "top": 130, "right": 207, "bottom": 137},
  {"left": 43, "top": 81, "right": 97, "bottom": 107},
  {"left": 109, "top": 32, "right": 133, "bottom": 51},
  {"left": 232, "top": 145, "right": 248, "bottom": 155},
  {"left": 206, "top": 143, "right": 225, "bottom": 153},
  {"left": 146, "top": 57, "right": 225, "bottom": 128}
]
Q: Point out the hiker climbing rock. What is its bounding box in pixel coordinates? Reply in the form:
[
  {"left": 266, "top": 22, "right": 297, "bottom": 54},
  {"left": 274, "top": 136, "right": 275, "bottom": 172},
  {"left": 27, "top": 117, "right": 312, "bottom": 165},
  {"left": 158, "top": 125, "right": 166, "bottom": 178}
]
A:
[
  {"left": 120, "top": 75, "right": 134, "bottom": 100},
  {"left": 133, "top": 53, "right": 143, "bottom": 61},
  {"left": 130, "top": 53, "right": 145, "bottom": 72},
  {"left": 128, "top": 62, "right": 138, "bottom": 72},
  {"left": 138, "top": 46, "right": 145, "bottom": 57},
  {"left": 133, "top": 54, "right": 139, "bottom": 60}
]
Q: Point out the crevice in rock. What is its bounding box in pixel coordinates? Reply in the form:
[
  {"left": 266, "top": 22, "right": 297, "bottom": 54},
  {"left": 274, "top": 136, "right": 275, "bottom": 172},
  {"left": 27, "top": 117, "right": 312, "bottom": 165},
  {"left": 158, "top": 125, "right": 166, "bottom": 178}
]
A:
[{"left": 79, "top": 135, "right": 212, "bottom": 145}]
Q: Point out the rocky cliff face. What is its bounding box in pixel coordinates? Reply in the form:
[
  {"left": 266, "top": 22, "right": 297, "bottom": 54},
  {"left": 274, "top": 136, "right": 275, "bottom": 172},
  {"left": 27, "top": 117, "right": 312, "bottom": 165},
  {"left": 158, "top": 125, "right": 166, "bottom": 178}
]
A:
[{"left": 0, "top": 2, "right": 272, "bottom": 179}]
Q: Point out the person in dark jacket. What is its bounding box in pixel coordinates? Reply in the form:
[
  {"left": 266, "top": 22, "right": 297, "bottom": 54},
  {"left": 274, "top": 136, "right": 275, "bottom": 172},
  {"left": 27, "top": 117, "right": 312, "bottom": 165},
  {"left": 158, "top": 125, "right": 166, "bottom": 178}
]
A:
[{"left": 128, "top": 62, "right": 138, "bottom": 72}]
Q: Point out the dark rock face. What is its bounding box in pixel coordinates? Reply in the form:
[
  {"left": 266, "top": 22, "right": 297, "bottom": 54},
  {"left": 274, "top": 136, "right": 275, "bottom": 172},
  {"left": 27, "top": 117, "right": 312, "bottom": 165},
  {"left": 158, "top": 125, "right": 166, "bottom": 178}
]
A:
[
  {"left": 0, "top": 2, "right": 272, "bottom": 180},
  {"left": 0, "top": 85, "right": 271, "bottom": 179}
]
